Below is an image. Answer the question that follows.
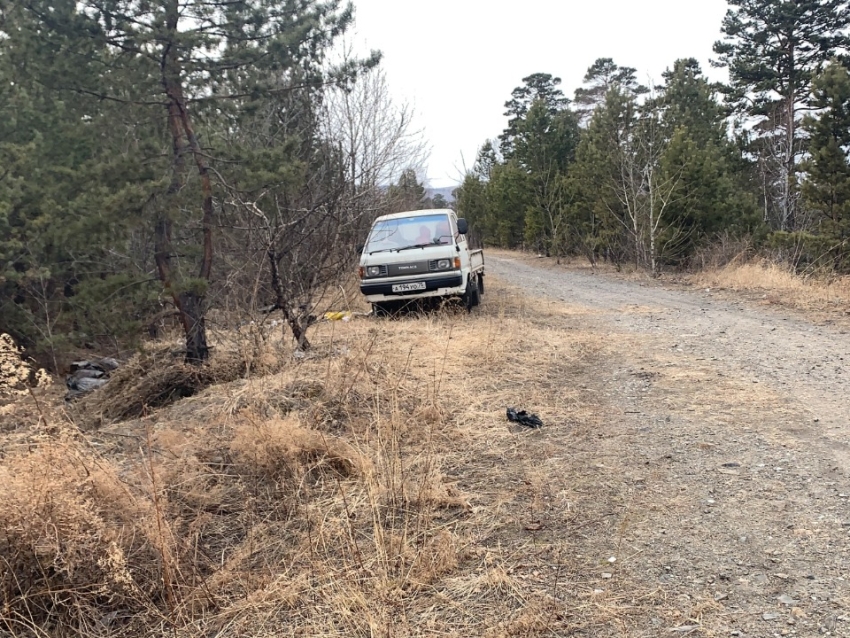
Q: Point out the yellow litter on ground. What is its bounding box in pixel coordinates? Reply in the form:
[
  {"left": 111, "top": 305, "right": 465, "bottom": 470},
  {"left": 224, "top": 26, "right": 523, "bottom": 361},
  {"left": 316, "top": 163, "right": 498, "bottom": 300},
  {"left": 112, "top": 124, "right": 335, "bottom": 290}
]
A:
[{"left": 323, "top": 311, "right": 353, "bottom": 322}]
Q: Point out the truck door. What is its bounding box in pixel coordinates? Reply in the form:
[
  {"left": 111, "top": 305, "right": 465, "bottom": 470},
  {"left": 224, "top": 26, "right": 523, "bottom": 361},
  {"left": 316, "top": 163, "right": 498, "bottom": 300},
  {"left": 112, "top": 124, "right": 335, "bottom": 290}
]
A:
[{"left": 451, "top": 213, "right": 470, "bottom": 271}]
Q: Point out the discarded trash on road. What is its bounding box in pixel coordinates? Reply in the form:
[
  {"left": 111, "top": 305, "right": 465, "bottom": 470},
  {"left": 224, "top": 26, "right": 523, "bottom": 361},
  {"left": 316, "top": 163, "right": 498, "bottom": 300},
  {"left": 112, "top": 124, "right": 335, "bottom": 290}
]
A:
[{"left": 506, "top": 407, "right": 543, "bottom": 429}]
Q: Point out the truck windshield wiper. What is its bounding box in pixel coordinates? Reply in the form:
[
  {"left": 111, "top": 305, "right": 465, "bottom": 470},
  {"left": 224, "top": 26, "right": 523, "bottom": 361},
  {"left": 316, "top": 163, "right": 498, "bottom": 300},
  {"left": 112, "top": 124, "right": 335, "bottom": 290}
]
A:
[
  {"left": 368, "top": 240, "right": 444, "bottom": 255},
  {"left": 396, "top": 243, "right": 434, "bottom": 252}
]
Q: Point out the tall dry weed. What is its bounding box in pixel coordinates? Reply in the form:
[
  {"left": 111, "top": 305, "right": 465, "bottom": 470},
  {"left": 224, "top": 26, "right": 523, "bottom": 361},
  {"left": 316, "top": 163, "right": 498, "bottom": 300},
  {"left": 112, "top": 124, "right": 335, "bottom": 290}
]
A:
[{"left": 0, "top": 439, "right": 167, "bottom": 636}]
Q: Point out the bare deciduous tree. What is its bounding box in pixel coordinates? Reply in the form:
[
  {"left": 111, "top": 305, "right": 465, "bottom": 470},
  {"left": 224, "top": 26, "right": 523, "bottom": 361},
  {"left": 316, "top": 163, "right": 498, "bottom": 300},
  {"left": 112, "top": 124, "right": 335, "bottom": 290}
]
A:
[
  {"left": 215, "top": 65, "right": 428, "bottom": 349},
  {"left": 607, "top": 112, "right": 686, "bottom": 276},
  {"left": 322, "top": 65, "right": 427, "bottom": 208}
]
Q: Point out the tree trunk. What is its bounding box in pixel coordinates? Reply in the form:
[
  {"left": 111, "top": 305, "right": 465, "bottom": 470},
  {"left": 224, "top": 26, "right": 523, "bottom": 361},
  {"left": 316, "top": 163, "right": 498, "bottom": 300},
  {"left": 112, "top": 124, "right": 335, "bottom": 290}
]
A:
[
  {"left": 783, "top": 42, "right": 797, "bottom": 231},
  {"left": 784, "top": 100, "right": 796, "bottom": 231},
  {"left": 178, "top": 291, "right": 210, "bottom": 364},
  {"left": 649, "top": 173, "right": 658, "bottom": 277},
  {"left": 268, "top": 248, "right": 311, "bottom": 350},
  {"left": 155, "top": 0, "right": 212, "bottom": 364}
]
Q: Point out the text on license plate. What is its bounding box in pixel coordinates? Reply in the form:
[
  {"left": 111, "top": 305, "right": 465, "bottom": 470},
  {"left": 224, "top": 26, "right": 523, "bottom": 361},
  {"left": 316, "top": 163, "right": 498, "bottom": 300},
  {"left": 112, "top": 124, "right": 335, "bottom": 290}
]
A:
[{"left": 392, "top": 282, "right": 426, "bottom": 293}]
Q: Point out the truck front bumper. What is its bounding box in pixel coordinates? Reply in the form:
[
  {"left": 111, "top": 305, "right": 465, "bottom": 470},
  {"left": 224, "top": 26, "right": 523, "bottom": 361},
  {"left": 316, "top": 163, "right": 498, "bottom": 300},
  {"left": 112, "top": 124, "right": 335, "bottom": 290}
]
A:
[{"left": 360, "top": 273, "right": 464, "bottom": 301}]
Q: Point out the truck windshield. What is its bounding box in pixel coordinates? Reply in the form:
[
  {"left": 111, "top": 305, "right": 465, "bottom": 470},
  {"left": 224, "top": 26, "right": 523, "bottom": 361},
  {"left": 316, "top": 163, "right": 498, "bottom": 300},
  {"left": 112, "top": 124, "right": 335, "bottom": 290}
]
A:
[{"left": 365, "top": 214, "right": 453, "bottom": 253}]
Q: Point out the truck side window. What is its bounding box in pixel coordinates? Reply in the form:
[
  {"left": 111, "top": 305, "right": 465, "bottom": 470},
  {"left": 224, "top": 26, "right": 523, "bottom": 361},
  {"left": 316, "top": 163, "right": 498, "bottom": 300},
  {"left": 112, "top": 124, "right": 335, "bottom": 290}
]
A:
[{"left": 435, "top": 220, "right": 452, "bottom": 244}]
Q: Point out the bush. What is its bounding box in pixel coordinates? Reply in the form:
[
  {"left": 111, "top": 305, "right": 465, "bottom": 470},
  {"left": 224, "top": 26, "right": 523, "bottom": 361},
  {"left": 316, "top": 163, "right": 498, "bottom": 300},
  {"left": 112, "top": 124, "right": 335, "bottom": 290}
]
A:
[
  {"left": 766, "top": 231, "right": 850, "bottom": 273},
  {"left": 0, "top": 442, "right": 166, "bottom": 635}
]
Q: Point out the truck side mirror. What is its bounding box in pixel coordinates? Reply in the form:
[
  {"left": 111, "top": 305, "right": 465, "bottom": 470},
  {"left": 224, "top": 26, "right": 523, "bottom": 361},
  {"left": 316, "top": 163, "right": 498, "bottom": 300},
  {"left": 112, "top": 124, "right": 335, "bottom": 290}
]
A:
[
  {"left": 356, "top": 244, "right": 364, "bottom": 254},
  {"left": 456, "top": 218, "right": 468, "bottom": 235}
]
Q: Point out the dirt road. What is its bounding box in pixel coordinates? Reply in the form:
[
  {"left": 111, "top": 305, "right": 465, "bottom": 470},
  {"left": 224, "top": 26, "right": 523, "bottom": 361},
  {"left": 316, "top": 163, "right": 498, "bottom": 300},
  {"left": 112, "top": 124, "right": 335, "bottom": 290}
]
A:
[{"left": 487, "top": 254, "right": 850, "bottom": 636}]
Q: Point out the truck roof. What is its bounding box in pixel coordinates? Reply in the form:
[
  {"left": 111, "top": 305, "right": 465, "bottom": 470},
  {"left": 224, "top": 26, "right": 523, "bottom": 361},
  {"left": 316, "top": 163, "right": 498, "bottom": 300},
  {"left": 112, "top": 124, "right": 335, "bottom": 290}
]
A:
[{"left": 372, "top": 208, "right": 453, "bottom": 223}]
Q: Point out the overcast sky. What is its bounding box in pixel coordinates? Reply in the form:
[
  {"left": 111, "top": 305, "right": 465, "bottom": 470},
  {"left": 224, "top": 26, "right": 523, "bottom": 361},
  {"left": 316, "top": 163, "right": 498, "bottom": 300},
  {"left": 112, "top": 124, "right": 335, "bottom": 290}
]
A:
[{"left": 347, "top": 0, "right": 732, "bottom": 188}]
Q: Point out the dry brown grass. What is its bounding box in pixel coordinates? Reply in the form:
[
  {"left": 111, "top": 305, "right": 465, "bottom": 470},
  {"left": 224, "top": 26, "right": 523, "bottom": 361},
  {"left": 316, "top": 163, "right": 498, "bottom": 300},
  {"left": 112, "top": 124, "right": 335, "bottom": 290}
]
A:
[
  {"left": 491, "top": 247, "right": 850, "bottom": 320},
  {"left": 0, "top": 280, "right": 656, "bottom": 637},
  {"left": 690, "top": 259, "right": 850, "bottom": 314}
]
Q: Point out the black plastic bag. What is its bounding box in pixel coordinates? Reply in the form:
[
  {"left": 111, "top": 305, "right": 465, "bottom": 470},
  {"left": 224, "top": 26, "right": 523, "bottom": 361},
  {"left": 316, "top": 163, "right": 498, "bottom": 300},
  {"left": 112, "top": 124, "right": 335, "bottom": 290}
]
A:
[{"left": 506, "top": 407, "right": 543, "bottom": 429}]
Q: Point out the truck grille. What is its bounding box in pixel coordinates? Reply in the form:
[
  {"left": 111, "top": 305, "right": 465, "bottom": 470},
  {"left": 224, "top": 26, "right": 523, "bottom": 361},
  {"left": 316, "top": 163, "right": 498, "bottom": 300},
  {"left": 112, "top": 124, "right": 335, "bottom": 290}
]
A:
[{"left": 387, "top": 261, "right": 427, "bottom": 276}]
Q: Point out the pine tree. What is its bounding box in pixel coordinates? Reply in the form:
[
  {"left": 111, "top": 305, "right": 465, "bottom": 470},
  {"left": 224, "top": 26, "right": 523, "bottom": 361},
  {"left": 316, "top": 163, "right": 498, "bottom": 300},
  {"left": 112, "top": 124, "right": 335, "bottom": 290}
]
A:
[
  {"left": 567, "top": 88, "right": 638, "bottom": 265},
  {"left": 487, "top": 161, "right": 532, "bottom": 248},
  {"left": 499, "top": 73, "right": 569, "bottom": 157},
  {"left": 474, "top": 141, "right": 500, "bottom": 181},
  {"left": 14, "top": 0, "right": 370, "bottom": 362},
  {"left": 511, "top": 100, "right": 579, "bottom": 174},
  {"left": 387, "top": 168, "right": 427, "bottom": 212},
  {"left": 494, "top": 75, "right": 579, "bottom": 255},
  {"left": 455, "top": 143, "right": 500, "bottom": 246},
  {"left": 0, "top": 0, "right": 163, "bottom": 366},
  {"left": 574, "top": 58, "right": 647, "bottom": 125},
  {"left": 654, "top": 59, "right": 760, "bottom": 247},
  {"left": 513, "top": 101, "right": 579, "bottom": 256},
  {"left": 455, "top": 173, "right": 488, "bottom": 245},
  {"left": 801, "top": 61, "right": 850, "bottom": 239},
  {"left": 713, "top": 0, "right": 850, "bottom": 230},
  {"left": 657, "top": 59, "right": 726, "bottom": 147}
]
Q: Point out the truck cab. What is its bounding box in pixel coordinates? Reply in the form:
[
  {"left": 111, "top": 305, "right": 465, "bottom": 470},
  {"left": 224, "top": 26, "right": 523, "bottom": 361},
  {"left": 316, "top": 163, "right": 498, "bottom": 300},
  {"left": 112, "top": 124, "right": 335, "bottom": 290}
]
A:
[{"left": 359, "top": 208, "right": 485, "bottom": 314}]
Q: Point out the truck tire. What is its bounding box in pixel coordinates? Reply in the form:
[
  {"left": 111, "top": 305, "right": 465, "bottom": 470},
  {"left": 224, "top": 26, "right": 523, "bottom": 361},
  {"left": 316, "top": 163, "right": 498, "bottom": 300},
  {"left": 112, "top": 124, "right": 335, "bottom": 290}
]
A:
[
  {"left": 463, "top": 277, "right": 480, "bottom": 311},
  {"left": 477, "top": 273, "right": 484, "bottom": 296}
]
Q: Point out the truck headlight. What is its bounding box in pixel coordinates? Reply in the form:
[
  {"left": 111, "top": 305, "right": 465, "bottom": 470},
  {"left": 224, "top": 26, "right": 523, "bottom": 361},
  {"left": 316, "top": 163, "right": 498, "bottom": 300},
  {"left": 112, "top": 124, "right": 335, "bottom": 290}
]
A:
[
  {"left": 437, "top": 259, "right": 450, "bottom": 270},
  {"left": 367, "top": 266, "right": 382, "bottom": 277}
]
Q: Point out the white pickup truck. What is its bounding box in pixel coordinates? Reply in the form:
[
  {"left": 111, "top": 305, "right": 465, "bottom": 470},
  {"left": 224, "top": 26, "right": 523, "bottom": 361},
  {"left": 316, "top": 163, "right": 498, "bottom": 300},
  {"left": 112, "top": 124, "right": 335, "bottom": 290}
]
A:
[{"left": 358, "top": 208, "right": 485, "bottom": 315}]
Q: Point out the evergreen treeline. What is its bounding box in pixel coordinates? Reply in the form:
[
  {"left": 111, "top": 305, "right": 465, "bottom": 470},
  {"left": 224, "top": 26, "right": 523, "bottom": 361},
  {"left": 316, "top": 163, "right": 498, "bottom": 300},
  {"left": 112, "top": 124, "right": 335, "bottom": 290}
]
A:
[
  {"left": 0, "top": 0, "right": 430, "bottom": 367},
  {"left": 456, "top": 0, "right": 850, "bottom": 275}
]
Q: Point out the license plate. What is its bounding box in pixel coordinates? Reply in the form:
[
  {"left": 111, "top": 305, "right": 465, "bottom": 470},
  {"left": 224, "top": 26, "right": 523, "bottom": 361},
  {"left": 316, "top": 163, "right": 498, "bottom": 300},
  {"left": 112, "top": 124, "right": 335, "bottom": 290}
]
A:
[{"left": 392, "top": 281, "right": 426, "bottom": 293}]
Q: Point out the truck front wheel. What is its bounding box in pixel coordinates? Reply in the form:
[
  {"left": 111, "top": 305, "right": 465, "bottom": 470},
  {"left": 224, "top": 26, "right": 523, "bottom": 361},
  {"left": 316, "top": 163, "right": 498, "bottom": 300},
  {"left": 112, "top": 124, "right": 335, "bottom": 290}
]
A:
[{"left": 463, "top": 277, "right": 480, "bottom": 311}]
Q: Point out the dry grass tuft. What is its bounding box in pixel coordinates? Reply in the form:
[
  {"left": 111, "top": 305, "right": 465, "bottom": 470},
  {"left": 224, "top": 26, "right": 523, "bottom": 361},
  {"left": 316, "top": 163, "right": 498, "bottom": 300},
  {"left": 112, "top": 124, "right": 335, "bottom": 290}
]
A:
[
  {"left": 0, "top": 439, "right": 166, "bottom": 635},
  {"left": 692, "top": 259, "right": 850, "bottom": 314},
  {"left": 230, "top": 413, "right": 367, "bottom": 481},
  {"left": 1, "top": 334, "right": 32, "bottom": 401},
  {"left": 72, "top": 339, "right": 280, "bottom": 425},
  {"left": 1, "top": 334, "right": 50, "bottom": 403}
]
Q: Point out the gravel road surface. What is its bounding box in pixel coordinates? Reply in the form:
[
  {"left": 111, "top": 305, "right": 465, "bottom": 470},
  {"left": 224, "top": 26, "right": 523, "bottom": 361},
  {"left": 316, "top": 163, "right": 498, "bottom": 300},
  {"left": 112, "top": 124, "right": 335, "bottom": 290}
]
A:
[{"left": 488, "top": 254, "right": 850, "bottom": 636}]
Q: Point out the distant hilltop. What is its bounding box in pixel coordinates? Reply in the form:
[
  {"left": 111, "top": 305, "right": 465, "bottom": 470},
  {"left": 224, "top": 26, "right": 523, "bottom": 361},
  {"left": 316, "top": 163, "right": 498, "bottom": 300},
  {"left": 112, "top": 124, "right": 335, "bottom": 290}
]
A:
[{"left": 425, "top": 186, "right": 457, "bottom": 203}]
